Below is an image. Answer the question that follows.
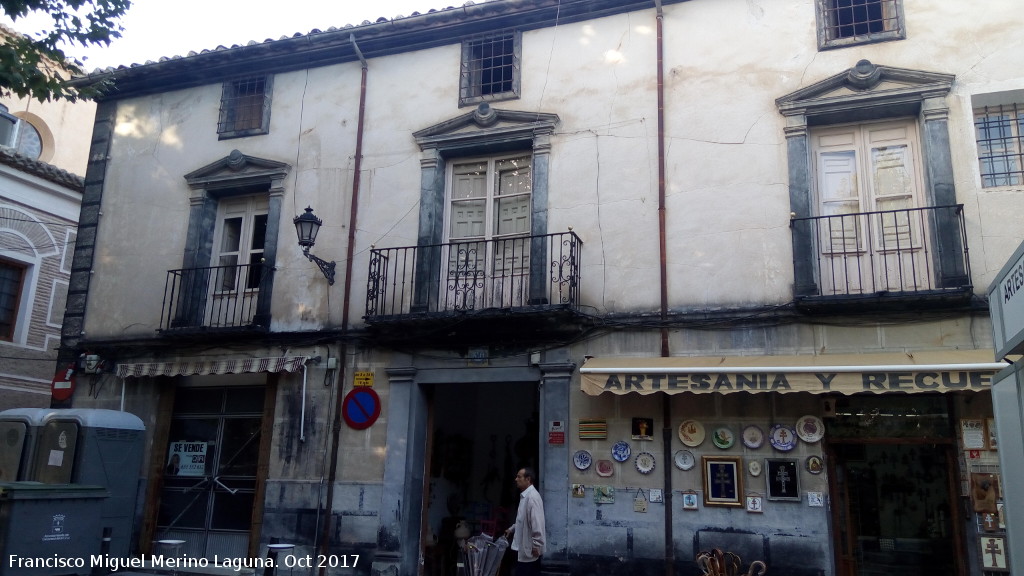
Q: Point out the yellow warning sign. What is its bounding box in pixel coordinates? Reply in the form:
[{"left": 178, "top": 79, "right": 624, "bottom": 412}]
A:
[{"left": 354, "top": 371, "right": 374, "bottom": 387}]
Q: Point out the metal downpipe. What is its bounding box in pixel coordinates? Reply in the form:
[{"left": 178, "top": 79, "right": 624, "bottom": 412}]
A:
[
  {"left": 654, "top": 1, "right": 675, "bottom": 575},
  {"left": 318, "top": 35, "right": 368, "bottom": 576}
]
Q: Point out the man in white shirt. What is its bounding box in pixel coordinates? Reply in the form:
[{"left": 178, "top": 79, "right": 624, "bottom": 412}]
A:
[{"left": 505, "top": 467, "right": 545, "bottom": 576}]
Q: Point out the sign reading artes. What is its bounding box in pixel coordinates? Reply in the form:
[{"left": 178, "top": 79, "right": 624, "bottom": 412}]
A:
[{"left": 580, "top": 351, "right": 1006, "bottom": 396}]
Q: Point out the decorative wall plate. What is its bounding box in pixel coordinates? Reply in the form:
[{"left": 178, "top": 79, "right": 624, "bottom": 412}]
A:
[
  {"left": 611, "top": 441, "right": 631, "bottom": 462},
  {"left": 678, "top": 420, "right": 706, "bottom": 447},
  {"left": 795, "top": 415, "right": 825, "bottom": 443},
  {"left": 573, "top": 450, "right": 593, "bottom": 471},
  {"left": 712, "top": 427, "right": 735, "bottom": 449},
  {"left": 769, "top": 424, "right": 797, "bottom": 451},
  {"left": 806, "top": 455, "right": 824, "bottom": 474},
  {"left": 596, "top": 459, "right": 615, "bottom": 477},
  {"left": 674, "top": 450, "right": 695, "bottom": 471},
  {"left": 742, "top": 425, "right": 764, "bottom": 449},
  {"left": 748, "top": 460, "right": 762, "bottom": 476},
  {"left": 635, "top": 452, "right": 656, "bottom": 474}
]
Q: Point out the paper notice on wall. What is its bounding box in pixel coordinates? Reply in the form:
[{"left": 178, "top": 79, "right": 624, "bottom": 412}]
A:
[
  {"left": 47, "top": 450, "right": 64, "bottom": 466},
  {"left": 961, "top": 419, "right": 986, "bottom": 450}
]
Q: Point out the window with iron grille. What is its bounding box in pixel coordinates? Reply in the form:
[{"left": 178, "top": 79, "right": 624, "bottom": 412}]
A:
[
  {"left": 0, "top": 259, "right": 26, "bottom": 341},
  {"left": 975, "top": 104, "right": 1024, "bottom": 188},
  {"left": 816, "top": 0, "right": 904, "bottom": 50},
  {"left": 217, "top": 75, "right": 273, "bottom": 139},
  {"left": 460, "top": 31, "right": 520, "bottom": 107}
]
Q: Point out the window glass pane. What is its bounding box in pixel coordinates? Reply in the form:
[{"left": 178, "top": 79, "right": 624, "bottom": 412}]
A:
[
  {"left": 0, "top": 262, "right": 23, "bottom": 340},
  {"left": 450, "top": 199, "right": 486, "bottom": 239},
  {"left": 210, "top": 490, "right": 255, "bottom": 530},
  {"left": 218, "top": 417, "right": 262, "bottom": 476},
  {"left": 220, "top": 217, "right": 242, "bottom": 253},
  {"left": 495, "top": 157, "right": 531, "bottom": 196},
  {"left": 494, "top": 195, "right": 531, "bottom": 235},
  {"left": 452, "top": 162, "right": 487, "bottom": 199},
  {"left": 250, "top": 214, "right": 267, "bottom": 251},
  {"left": 174, "top": 388, "right": 224, "bottom": 414},
  {"left": 157, "top": 485, "right": 209, "bottom": 528},
  {"left": 224, "top": 387, "right": 265, "bottom": 414},
  {"left": 870, "top": 145, "right": 912, "bottom": 199}
]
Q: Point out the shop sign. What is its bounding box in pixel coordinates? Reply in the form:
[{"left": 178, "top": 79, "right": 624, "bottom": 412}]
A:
[{"left": 989, "top": 238, "right": 1024, "bottom": 358}]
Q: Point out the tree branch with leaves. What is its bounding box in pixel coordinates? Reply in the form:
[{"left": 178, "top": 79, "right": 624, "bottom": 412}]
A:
[{"left": 1, "top": 0, "right": 131, "bottom": 102}]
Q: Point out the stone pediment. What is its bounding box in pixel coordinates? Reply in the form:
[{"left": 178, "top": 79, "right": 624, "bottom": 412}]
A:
[
  {"left": 776, "top": 60, "right": 954, "bottom": 120},
  {"left": 414, "top": 103, "right": 559, "bottom": 151},
  {"left": 184, "top": 149, "right": 290, "bottom": 191}
]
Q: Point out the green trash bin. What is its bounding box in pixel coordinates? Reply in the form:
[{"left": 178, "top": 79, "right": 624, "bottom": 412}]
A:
[{"left": 0, "top": 482, "right": 108, "bottom": 576}]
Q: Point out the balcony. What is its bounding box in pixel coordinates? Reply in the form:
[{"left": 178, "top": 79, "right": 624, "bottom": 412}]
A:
[
  {"left": 365, "top": 231, "right": 585, "bottom": 346},
  {"left": 160, "top": 262, "right": 274, "bottom": 335},
  {"left": 790, "top": 204, "right": 972, "bottom": 312}
]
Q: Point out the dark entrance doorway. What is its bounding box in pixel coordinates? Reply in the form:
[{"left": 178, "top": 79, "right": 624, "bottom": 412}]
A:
[
  {"left": 827, "top": 395, "right": 963, "bottom": 576},
  {"left": 421, "top": 381, "right": 538, "bottom": 576},
  {"left": 156, "top": 386, "right": 267, "bottom": 559}
]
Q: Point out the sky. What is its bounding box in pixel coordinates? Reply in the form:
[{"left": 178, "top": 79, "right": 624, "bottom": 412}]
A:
[{"left": 1, "top": 0, "right": 475, "bottom": 70}]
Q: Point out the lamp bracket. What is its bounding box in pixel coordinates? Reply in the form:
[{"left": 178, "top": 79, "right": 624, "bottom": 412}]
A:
[{"left": 303, "top": 247, "right": 336, "bottom": 285}]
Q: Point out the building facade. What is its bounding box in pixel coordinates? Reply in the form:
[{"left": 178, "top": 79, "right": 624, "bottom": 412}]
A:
[
  {"left": 0, "top": 23, "right": 91, "bottom": 409},
  {"left": 63, "top": 1, "right": 1024, "bottom": 575}
]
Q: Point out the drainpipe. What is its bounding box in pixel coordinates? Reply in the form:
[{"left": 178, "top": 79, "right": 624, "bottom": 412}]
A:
[
  {"left": 654, "top": 1, "right": 675, "bottom": 576},
  {"left": 319, "top": 34, "right": 368, "bottom": 576}
]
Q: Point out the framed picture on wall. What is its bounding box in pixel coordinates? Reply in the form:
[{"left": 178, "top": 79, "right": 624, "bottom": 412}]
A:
[
  {"left": 702, "top": 456, "right": 743, "bottom": 507},
  {"left": 980, "top": 536, "right": 1008, "bottom": 571},
  {"left": 765, "top": 459, "right": 800, "bottom": 501}
]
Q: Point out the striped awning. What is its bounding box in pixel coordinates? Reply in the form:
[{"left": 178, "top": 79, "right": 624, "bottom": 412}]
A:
[{"left": 116, "top": 356, "right": 309, "bottom": 379}]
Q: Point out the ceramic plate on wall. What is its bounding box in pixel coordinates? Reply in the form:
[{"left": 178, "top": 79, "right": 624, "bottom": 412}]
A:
[
  {"left": 769, "top": 424, "right": 797, "bottom": 451},
  {"left": 611, "top": 441, "right": 631, "bottom": 462},
  {"left": 596, "top": 459, "right": 615, "bottom": 477},
  {"left": 573, "top": 450, "right": 593, "bottom": 471},
  {"left": 635, "top": 452, "right": 656, "bottom": 474},
  {"left": 748, "top": 460, "right": 762, "bottom": 476},
  {"left": 674, "top": 450, "right": 695, "bottom": 471},
  {"left": 742, "top": 425, "right": 764, "bottom": 449},
  {"left": 806, "top": 455, "right": 824, "bottom": 474},
  {"left": 712, "top": 427, "right": 735, "bottom": 449},
  {"left": 795, "top": 415, "right": 825, "bottom": 443},
  {"left": 678, "top": 420, "right": 706, "bottom": 447}
]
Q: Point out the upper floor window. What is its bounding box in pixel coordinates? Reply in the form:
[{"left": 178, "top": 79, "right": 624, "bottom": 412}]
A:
[
  {"left": 0, "top": 259, "right": 26, "bottom": 341},
  {"left": 816, "top": 0, "right": 904, "bottom": 50},
  {"left": 974, "top": 104, "right": 1024, "bottom": 188},
  {"left": 217, "top": 75, "right": 273, "bottom": 139},
  {"left": 460, "top": 31, "right": 520, "bottom": 107},
  {"left": 0, "top": 105, "right": 42, "bottom": 160}
]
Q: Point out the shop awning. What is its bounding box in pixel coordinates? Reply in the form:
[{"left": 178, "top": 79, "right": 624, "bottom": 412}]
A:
[
  {"left": 580, "top": 351, "right": 1007, "bottom": 396},
  {"left": 115, "top": 356, "right": 310, "bottom": 379}
]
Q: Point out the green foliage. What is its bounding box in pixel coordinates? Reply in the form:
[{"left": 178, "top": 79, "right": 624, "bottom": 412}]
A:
[{"left": 1, "top": 0, "right": 131, "bottom": 102}]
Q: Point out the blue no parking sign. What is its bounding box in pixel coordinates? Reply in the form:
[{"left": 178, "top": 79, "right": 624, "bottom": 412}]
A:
[{"left": 342, "top": 387, "right": 381, "bottom": 430}]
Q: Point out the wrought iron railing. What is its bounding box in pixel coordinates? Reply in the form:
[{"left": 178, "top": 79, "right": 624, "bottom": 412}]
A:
[
  {"left": 366, "top": 231, "right": 582, "bottom": 318},
  {"left": 160, "top": 263, "right": 274, "bottom": 331},
  {"left": 790, "top": 205, "right": 970, "bottom": 297}
]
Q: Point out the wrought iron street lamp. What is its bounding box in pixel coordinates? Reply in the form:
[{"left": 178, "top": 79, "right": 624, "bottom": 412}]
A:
[{"left": 293, "top": 206, "right": 336, "bottom": 285}]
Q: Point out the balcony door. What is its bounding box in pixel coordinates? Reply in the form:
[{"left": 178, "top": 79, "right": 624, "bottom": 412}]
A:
[
  {"left": 209, "top": 195, "right": 268, "bottom": 326},
  {"left": 812, "top": 120, "right": 930, "bottom": 294},
  {"left": 445, "top": 154, "right": 532, "bottom": 310}
]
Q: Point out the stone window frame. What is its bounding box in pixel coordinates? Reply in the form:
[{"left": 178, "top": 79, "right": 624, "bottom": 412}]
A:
[
  {"left": 180, "top": 150, "right": 290, "bottom": 328},
  {"left": 413, "top": 104, "right": 558, "bottom": 309},
  {"left": 815, "top": 0, "right": 906, "bottom": 51},
  {"left": 776, "top": 60, "right": 966, "bottom": 298}
]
